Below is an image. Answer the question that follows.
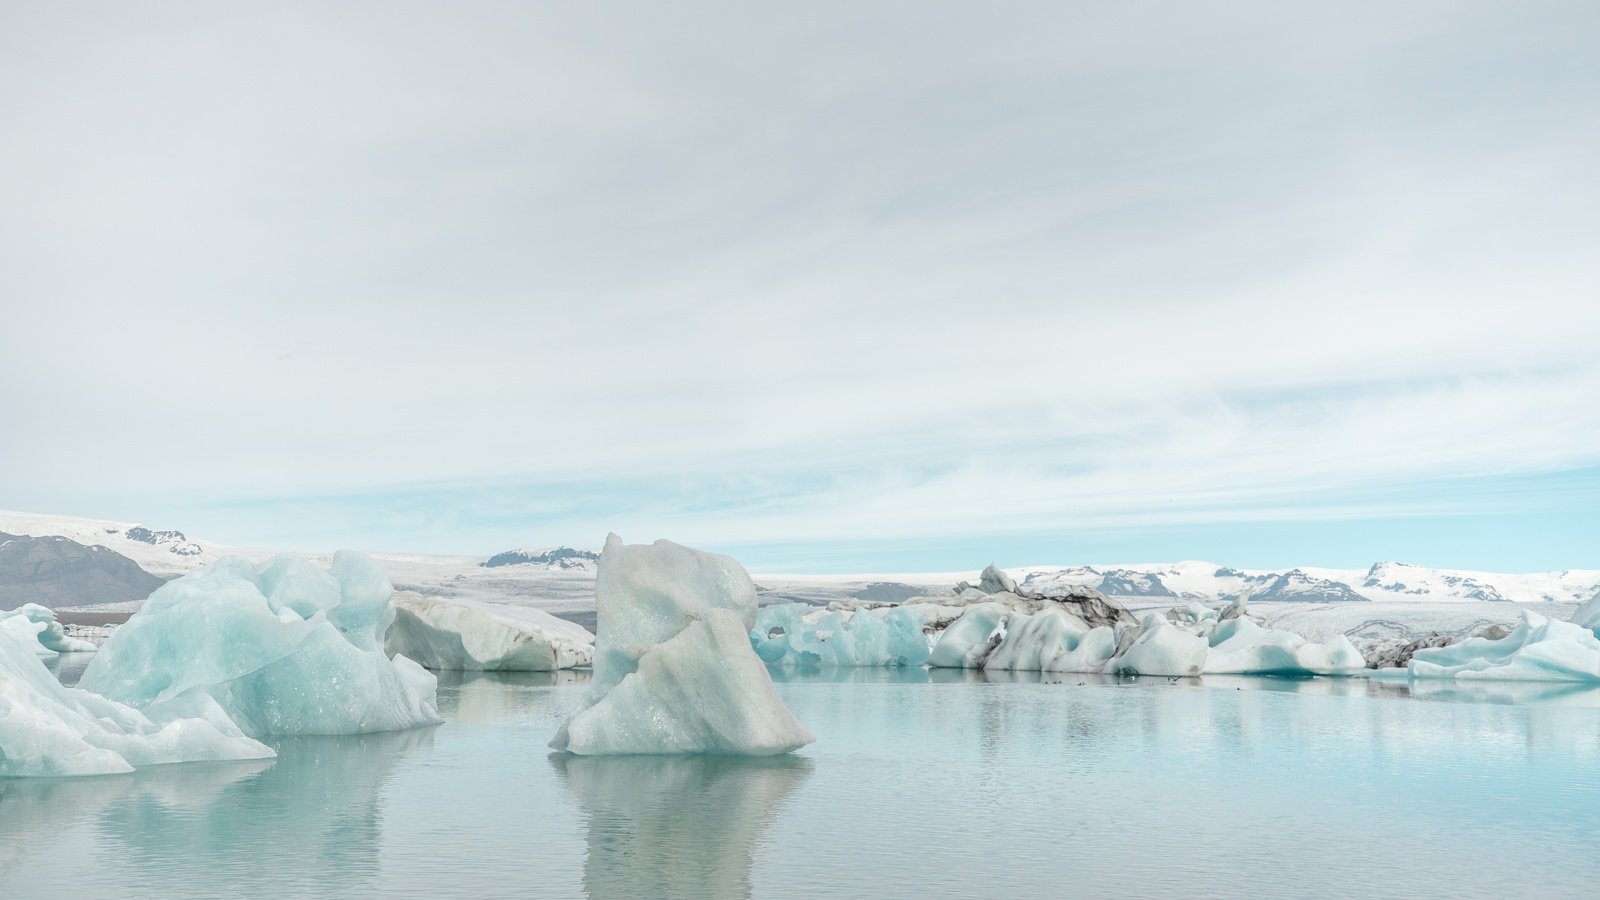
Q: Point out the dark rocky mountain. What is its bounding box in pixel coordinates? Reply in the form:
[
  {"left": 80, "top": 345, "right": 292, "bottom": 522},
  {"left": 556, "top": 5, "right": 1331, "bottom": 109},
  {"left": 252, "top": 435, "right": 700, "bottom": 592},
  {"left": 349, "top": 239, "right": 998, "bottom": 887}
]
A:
[
  {"left": 1241, "top": 569, "right": 1368, "bottom": 602},
  {"left": 480, "top": 547, "right": 600, "bottom": 569},
  {"left": 0, "top": 532, "right": 166, "bottom": 610}
]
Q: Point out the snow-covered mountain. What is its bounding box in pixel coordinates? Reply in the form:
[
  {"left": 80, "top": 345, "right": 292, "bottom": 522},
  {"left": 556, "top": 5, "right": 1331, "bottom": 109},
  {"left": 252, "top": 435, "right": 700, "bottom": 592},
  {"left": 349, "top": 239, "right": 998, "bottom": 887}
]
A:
[
  {"left": 0, "top": 510, "right": 230, "bottom": 578},
  {"left": 1015, "top": 561, "right": 1600, "bottom": 605},
  {"left": 1, "top": 508, "right": 1595, "bottom": 611},
  {"left": 480, "top": 547, "right": 600, "bottom": 571}
]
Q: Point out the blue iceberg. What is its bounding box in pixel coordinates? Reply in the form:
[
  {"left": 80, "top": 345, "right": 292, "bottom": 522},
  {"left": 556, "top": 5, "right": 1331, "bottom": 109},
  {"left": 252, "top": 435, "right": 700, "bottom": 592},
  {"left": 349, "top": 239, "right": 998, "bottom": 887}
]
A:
[{"left": 79, "top": 553, "right": 441, "bottom": 738}]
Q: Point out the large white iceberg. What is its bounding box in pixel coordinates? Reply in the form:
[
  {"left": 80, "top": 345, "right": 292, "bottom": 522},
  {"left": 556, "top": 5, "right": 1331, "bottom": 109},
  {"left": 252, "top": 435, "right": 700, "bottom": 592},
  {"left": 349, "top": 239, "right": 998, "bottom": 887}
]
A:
[
  {"left": 751, "top": 604, "right": 929, "bottom": 668},
  {"left": 1202, "top": 618, "right": 1366, "bottom": 675},
  {"left": 79, "top": 553, "right": 441, "bottom": 737},
  {"left": 1108, "top": 614, "right": 1208, "bottom": 677},
  {"left": 385, "top": 592, "right": 594, "bottom": 671},
  {"left": 550, "top": 536, "right": 813, "bottom": 756},
  {"left": 1408, "top": 611, "right": 1600, "bottom": 682},
  {"left": 927, "top": 602, "right": 1009, "bottom": 669},
  {"left": 0, "top": 623, "right": 273, "bottom": 778},
  {"left": 981, "top": 609, "right": 1119, "bottom": 673},
  {"left": 0, "top": 604, "right": 98, "bottom": 657}
]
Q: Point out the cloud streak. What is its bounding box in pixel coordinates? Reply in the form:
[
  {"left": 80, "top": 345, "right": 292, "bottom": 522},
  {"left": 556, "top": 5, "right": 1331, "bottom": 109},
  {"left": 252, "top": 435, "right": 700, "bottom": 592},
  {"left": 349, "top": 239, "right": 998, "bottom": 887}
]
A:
[{"left": 2, "top": 1, "right": 1597, "bottom": 567}]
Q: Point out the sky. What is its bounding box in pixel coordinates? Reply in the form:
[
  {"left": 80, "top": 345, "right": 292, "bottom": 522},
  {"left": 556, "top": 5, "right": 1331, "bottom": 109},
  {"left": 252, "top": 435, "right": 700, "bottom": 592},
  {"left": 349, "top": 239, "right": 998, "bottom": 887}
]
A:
[{"left": 2, "top": 1, "right": 1598, "bottom": 572}]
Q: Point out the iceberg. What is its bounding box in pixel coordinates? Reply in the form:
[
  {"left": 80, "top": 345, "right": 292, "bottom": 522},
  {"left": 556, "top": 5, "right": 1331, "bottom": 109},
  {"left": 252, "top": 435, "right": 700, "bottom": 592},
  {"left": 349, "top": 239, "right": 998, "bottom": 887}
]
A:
[
  {"left": 982, "top": 609, "right": 1119, "bottom": 673},
  {"left": 1202, "top": 618, "right": 1366, "bottom": 675},
  {"left": 0, "top": 604, "right": 97, "bottom": 657},
  {"left": 751, "top": 604, "right": 929, "bottom": 668},
  {"left": 1569, "top": 590, "right": 1600, "bottom": 633},
  {"left": 927, "top": 602, "right": 1008, "bottom": 669},
  {"left": 384, "top": 592, "right": 594, "bottom": 671},
  {"left": 1408, "top": 611, "right": 1600, "bottom": 682},
  {"left": 0, "top": 623, "right": 273, "bottom": 778},
  {"left": 550, "top": 536, "right": 813, "bottom": 756},
  {"left": 1108, "top": 614, "right": 1208, "bottom": 677},
  {"left": 79, "top": 553, "right": 441, "bottom": 737}
]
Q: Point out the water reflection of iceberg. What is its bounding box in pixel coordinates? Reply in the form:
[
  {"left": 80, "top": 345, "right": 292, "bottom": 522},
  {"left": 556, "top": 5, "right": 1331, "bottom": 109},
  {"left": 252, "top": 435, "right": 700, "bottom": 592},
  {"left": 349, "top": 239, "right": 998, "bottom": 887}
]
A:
[
  {"left": 2, "top": 727, "right": 432, "bottom": 894},
  {"left": 434, "top": 669, "right": 591, "bottom": 723},
  {"left": 551, "top": 753, "right": 813, "bottom": 900}
]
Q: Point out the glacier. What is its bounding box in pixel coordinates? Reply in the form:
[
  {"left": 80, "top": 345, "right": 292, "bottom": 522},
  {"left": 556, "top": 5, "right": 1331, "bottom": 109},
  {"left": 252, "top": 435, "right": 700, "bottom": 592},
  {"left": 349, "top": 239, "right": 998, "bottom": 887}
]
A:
[
  {"left": 0, "top": 622, "right": 273, "bottom": 778},
  {"left": 79, "top": 553, "right": 441, "bottom": 738},
  {"left": 550, "top": 536, "right": 814, "bottom": 756},
  {"left": 385, "top": 592, "right": 594, "bottom": 671},
  {"left": 751, "top": 603, "right": 929, "bottom": 668},
  {"left": 0, "top": 604, "right": 97, "bottom": 657}
]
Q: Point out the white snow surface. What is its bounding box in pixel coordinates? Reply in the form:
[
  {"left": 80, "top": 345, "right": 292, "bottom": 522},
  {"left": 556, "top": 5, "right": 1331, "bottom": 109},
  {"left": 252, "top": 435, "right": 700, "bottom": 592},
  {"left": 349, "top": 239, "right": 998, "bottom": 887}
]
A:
[
  {"left": 550, "top": 536, "right": 813, "bottom": 756},
  {"left": 0, "top": 624, "right": 273, "bottom": 778},
  {"left": 385, "top": 592, "right": 594, "bottom": 671}
]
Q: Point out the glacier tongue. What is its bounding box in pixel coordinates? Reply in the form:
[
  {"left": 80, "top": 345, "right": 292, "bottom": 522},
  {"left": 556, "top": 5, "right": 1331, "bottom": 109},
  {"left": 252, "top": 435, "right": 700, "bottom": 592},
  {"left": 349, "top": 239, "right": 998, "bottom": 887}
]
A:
[
  {"left": 0, "top": 622, "right": 273, "bottom": 778},
  {"left": 550, "top": 535, "right": 813, "bottom": 756},
  {"left": 385, "top": 592, "right": 594, "bottom": 671},
  {"left": 79, "top": 552, "right": 441, "bottom": 738}
]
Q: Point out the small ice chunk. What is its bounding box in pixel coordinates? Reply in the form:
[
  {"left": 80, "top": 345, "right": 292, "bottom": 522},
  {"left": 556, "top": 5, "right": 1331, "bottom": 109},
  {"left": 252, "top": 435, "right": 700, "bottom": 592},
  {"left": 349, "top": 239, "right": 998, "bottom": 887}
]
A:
[
  {"left": 385, "top": 592, "right": 594, "bottom": 671},
  {"left": 977, "top": 563, "right": 1018, "bottom": 595},
  {"left": 0, "top": 623, "right": 273, "bottom": 778},
  {"left": 0, "top": 604, "right": 98, "bottom": 656},
  {"left": 79, "top": 552, "right": 441, "bottom": 737},
  {"left": 550, "top": 536, "right": 813, "bottom": 756}
]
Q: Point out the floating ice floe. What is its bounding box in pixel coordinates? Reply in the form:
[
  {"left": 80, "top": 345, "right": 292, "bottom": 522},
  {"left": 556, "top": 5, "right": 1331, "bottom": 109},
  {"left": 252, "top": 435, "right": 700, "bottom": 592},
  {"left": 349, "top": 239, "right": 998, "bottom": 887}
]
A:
[
  {"left": 922, "top": 571, "right": 1364, "bottom": 677},
  {"left": 550, "top": 536, "right": 814, "bottom": 756},
  {"left": 385, "top": 592, "right": 594, "bottom": 671},
  {"left": 0, "top": 603, "right": 98, "bottom": 657},
  {"left": 1108, "top": 614, "right": 1209, "bottom": 677},
  {"left": 1407, "top": 611, "right": 1600, "bottom": 682},
  {"left": 0, "top": 623, "right": 273, "bottom": 778},
  {"left": 79, "top": 553, "right": 441, "bottom": 738},
  {"left": 752, "top": 603, "right": 929, "bottom": 668},
  {"left": 1201, "top": 618, "right": 1366, "bottom": 675},
  {"left": 980, "top": 609, "right": 1119, "bottom": 673}
]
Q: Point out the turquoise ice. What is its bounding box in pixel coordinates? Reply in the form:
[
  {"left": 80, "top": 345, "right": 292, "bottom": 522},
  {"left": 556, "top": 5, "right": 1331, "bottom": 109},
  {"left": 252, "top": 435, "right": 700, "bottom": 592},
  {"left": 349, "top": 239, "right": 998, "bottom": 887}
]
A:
[
  {"left": 79, "top": 553, "right": 440, "bottom": 737},
  {"left": 0, "top": 621, "right": 272, "bottom": 777},
  {"left": 751, "top": 604, "right": 929, "bottom": 668},
  {"left": 550, "top": 536, "right": 813, "bottom": 755}
]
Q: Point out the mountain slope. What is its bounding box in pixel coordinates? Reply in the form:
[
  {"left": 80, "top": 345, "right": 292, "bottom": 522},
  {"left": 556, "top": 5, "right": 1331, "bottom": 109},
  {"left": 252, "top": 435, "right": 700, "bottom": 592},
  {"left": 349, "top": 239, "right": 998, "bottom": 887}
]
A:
[{"left": 0, "top": 532, "right": 167, "bottom": 610}]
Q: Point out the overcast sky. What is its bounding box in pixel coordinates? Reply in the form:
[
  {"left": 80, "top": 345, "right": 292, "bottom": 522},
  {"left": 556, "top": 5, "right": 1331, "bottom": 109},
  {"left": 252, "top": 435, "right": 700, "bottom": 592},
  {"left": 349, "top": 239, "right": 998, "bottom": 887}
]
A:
[{"left": 3, "top": 1, "right": 1598, "bottom": 570}]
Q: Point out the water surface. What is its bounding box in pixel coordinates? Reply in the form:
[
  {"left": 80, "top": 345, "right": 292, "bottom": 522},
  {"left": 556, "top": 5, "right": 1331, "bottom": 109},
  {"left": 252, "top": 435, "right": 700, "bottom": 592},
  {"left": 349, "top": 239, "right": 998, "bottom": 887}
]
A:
[{"left": 5, "top": 667, "right": 1600, "bottom": 898}]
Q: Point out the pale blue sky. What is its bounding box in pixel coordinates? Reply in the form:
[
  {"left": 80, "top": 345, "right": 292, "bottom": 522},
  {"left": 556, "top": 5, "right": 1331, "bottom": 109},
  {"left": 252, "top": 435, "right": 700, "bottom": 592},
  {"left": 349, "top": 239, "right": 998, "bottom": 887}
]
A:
[{"left": 2, "top": 2, "right": 1597, "bottom": 570}]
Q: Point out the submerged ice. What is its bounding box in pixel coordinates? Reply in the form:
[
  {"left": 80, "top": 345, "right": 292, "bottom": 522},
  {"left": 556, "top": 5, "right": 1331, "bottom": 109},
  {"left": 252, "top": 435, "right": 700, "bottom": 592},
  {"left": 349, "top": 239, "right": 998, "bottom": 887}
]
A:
[
  {"left": 80, "top": 553, "right": 441, "bottom": 738},
  {"left": 385, "top": 592, "right": 594, "bottom": 671},
  {"left": 551, "top": 536, "right": 814, "bottom": 756},
  {"left": 0, "top": 623, "right": 272, "bottom": 778}
]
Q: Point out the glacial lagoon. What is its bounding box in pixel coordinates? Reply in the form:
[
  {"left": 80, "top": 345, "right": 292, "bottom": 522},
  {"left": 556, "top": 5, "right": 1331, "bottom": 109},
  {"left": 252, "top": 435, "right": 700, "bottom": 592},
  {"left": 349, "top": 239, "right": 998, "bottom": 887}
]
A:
[{"left": 5, "top": 663, "right": 1600, "bottom": 899}]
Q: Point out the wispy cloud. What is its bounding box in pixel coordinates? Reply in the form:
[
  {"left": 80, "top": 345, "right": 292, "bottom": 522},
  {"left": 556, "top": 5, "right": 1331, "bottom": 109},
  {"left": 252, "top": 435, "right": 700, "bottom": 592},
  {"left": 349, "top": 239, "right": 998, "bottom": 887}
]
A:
[{"left": 2, "top": 2, "right": 1597, "bottom": 568}]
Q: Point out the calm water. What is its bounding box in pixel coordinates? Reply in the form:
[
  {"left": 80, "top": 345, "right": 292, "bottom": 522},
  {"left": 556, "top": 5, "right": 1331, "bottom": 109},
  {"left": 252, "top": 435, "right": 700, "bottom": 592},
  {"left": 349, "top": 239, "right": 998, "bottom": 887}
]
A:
[{"left": 6, "top": 663, "right": 1600, "bottom": 898}]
